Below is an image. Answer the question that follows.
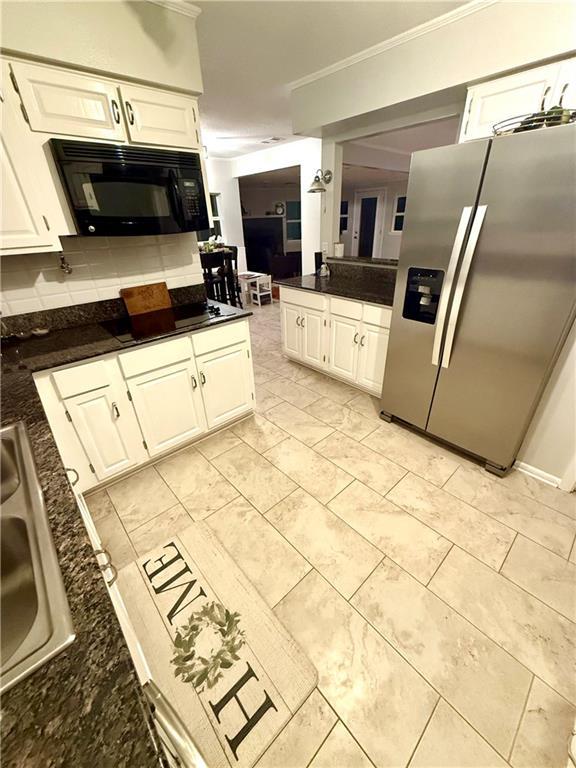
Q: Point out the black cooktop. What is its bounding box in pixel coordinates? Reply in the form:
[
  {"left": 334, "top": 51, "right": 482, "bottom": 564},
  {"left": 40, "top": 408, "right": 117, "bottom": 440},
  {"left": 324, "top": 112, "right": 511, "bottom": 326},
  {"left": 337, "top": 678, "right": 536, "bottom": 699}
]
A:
[{"left": 100, "top": 301, "right": 231, "bottom": 344}]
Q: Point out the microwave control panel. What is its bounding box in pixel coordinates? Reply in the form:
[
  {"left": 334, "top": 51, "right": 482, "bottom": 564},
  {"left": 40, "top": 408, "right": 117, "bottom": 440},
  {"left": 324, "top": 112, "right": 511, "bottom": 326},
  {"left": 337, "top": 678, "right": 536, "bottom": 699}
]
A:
[{"left": 181, "top": 180, "right": 201, "bottom": 217}]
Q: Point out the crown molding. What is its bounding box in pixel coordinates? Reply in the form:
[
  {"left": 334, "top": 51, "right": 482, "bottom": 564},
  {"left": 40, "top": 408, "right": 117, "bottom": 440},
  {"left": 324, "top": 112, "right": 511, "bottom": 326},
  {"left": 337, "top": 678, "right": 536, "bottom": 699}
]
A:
[
  {"left": 288, "top": 0, "right": 499, "bottom": 91},
  {"left": 147, "top": 0, "right": 201, "bottom": 19}
]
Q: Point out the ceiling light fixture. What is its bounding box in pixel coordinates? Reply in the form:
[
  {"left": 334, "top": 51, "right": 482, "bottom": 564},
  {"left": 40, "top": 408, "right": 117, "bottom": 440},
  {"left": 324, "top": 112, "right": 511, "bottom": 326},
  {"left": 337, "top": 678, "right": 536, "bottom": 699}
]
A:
[{"left": 308, "top": 169, "right": 333, "bottom": 193}]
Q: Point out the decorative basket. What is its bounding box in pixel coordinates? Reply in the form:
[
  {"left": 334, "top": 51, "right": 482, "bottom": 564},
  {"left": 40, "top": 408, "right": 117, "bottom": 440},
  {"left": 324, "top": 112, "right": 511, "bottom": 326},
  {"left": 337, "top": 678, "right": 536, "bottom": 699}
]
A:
[{"left": 493, "top": 108, "right": 576, "bottom": 136}]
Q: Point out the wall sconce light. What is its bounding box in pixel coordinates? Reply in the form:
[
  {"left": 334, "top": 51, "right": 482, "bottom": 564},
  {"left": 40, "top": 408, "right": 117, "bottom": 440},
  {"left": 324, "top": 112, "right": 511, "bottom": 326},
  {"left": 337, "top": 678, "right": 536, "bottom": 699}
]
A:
[{"left": 307, "top": 169, "right": 333, "bottom": 193}]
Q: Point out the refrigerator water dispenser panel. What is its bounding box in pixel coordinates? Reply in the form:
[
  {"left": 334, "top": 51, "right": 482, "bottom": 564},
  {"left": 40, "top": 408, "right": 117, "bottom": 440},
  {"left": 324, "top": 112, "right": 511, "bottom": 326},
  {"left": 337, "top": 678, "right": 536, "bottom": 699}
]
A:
[{"left": 402, "top": 268, "right": 444, "bottom": 324}]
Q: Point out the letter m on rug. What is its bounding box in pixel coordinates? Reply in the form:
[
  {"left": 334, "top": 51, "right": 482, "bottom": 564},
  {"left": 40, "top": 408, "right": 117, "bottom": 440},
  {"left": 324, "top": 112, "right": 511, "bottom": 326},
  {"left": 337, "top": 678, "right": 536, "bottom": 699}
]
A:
[{"left": 142, "top": 541, "right": 207, "bottom": 624}]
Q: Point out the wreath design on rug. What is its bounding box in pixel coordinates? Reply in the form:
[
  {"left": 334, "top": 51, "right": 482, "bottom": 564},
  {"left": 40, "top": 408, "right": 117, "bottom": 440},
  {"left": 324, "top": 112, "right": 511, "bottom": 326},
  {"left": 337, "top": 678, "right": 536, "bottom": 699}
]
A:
[{"left": 171, "top": 601, "right": 246, "bottom": 692}]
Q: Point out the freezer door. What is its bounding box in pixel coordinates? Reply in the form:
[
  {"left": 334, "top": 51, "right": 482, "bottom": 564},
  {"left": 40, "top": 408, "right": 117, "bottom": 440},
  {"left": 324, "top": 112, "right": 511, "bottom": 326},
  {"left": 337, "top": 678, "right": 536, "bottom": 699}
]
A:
[
  {"left": 381, "top": 139, "right": 490, "bottom": 428},
  {"left": 427, "top": 123, "right": 576, "bottom": 469}
]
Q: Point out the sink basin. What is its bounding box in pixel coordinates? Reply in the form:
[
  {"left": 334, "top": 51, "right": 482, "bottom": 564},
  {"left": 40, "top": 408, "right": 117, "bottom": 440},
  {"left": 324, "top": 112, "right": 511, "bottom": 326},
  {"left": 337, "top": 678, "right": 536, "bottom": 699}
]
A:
[{"left": 0, "top": 422, "right": 74, "bottom": 693}]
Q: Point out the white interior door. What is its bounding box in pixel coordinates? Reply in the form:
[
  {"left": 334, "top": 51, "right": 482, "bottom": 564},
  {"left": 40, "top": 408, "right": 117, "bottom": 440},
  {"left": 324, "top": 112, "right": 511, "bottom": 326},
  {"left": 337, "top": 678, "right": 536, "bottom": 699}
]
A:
[
  {"left": 10, "top": 61, "right": 126, "bottom": 141},
  {"left": 301, "top": 308, "right": 325, "bottom": 367},
  {"left": 0, "top": 96, "right": 60, "bottom": 253},
  {"left": 281, "top": 303, "right": 302, "bottom": 358},
  {"left": 119, "top": 84, "right": 200, "bottom": 149},
  {"left": 198, "top": 343, "right": 253, "bottom": 429},
  {"left": 328, "top": 316, "right": 359, "bottom": 382},
  {"left": 66, "top": 387, "right": 137, "bottom": 480},
  {"left": 356, "top": 322, "right": 389, "bottom": 394},
  {"left": 128, "top": 360, "right": 206, "bottom": 457},
  {"left": 351, "top": 190, "right": 386, "bottom": 258}
]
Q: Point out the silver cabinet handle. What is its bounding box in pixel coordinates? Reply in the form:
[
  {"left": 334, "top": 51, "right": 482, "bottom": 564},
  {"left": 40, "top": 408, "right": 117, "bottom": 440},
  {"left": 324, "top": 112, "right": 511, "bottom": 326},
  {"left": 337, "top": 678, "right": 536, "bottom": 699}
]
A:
[
  {"left": 143, "top": 680, "right": 208, "bottom": 768},
  {"left": 353, "top": 332, "right": 359, "bottom": 344},
  {"left": 94, "top": 549, "right": 118, "bottom": 586},
  {"left": 301, "top": 316, "right": 305, "bottom": 328},
  {"left": 112, "top": 401, "right": 120, "bottom": 419},
  {"left": 296, "top": 316, "right": 301, "bottom": 327},
  {"left": 200, "top": 372, "right": 206, "bottom": 385},
  {"left": 105, "top": 563, "right": 118, "bottom": 586},
  {"left": 191, "top": 375, "right": 198, "bottom": 390},
  {"left": 125, "top": 101, "right": 135, "bottom": 125},
  {"left": 360, "top": 335, "right": 365, "bottom": 347},
  {"left": 441, "top": 205, "right": 488, "bottom": 369},
  {"left": 540, "top": 85, "right": 551, "bottom": 111},
  {"left": 111, "top": 98, "right": 121, "bottom": 124},
  {"left": 559, "top": 82, "right": 569, "bottom": 108},
  {"left": 431, "top": 206, "right": 473, "bottom": 366}
]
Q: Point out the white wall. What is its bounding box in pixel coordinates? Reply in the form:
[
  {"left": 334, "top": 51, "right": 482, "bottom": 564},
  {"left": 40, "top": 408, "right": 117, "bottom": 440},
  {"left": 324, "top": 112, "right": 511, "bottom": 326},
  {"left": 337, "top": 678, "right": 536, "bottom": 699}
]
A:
[
  {"left": 240, "top": 184, "right": 302, "bottom": 253},
  {"left": 341, "top": 180, "right": 408, "bottom": 260},
  {"left": 205, "top": 158, "right": 247, "bottom": 271},
  {"left": 517, "top": 320, "right": 576, "bottom": 488},
  {"left": 233, "top": 139, "right": 322, "bottom": 275},
  {"left": 0, "top": 1, "right": 203, "bottom": 93},
  {"left": 291, "top": 2, "right": 576, "bottom": 134},
  {"left": 0, "top": 235, "right": 203, "bottom": 316}
]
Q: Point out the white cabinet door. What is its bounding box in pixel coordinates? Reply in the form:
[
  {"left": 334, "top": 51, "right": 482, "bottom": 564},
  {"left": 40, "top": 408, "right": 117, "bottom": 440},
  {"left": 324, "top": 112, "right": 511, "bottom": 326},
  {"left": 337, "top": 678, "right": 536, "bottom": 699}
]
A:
[
  {"left": 301, "top": 308, "right": 325, "bottom": 368},
  {"left": 128, "top": 360, "right": 206, "bottom": 457},
  {"left": 66, "top": 387, "right": 138, "bottom": 481},
  {"left": 281, "top": 303, "right": 302, "bottom": 358},
  {"left": 198, "top": 343, "right": 253, "bottom": 429},
  {"left": 0, "top": 95, "right": 61, "bottom": 254},
  {"left": 119, "top": 84, "right": 200, "bottom": 149},
  {"left": 11, "top": 61, "right": 126, "bottom": 141},
  {"left": 460, "top": 63, "right": 560, "bottom": 142},
  {"left": 356, "top": 323, "right": 389, "bottom": 395},
  {"left": 328, "top": 316, "right": 359, "bottom": 382}
]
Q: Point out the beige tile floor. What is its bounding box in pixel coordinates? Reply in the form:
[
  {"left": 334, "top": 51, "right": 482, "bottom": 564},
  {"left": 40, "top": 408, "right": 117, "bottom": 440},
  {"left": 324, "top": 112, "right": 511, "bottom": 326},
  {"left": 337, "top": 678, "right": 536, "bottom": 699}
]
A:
[{"left": 86, "top": 300, "right": 576, "bottom": 768}]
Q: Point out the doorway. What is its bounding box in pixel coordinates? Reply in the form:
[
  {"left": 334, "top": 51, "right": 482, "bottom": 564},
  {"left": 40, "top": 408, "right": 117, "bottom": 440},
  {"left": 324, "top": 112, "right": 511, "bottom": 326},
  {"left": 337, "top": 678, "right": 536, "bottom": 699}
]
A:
[{"left": 351, "top": 190, "right": 386, "bottom": 258}]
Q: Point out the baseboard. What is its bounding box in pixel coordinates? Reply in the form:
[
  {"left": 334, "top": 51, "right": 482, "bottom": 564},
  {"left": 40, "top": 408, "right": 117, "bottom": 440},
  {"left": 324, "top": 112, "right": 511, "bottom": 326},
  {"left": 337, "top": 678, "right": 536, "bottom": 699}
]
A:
[{"left": 513, "top": 460, "right": 561, "bottom": 488}]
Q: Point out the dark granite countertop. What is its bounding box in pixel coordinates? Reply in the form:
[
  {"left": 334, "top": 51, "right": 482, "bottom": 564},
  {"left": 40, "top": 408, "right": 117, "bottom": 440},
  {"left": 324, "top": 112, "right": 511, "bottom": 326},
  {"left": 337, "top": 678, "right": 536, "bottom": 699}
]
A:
[
  {"left": 0, "top": 299, "right": 250, "bottom": 766},
  {"left": 326, "top": 256, "right": 399, "bottom": 268},
  {"left": 276, "top": 273, "right": 396, "bottom": 307}
]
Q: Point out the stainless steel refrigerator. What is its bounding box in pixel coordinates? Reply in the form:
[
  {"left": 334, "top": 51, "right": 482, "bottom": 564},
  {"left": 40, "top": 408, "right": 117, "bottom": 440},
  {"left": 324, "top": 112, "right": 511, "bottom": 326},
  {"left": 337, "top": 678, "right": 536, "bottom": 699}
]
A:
[{"left": 380, "top": 123, "right": 576, "bottom": 475}]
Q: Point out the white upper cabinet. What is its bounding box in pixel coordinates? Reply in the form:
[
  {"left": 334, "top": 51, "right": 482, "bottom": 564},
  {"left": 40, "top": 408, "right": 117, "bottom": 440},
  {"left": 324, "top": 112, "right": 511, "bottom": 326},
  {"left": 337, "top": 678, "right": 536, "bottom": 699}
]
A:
[
  {"left": 10, "top": 61, "right": 126, "bottom": 141},
  {"left": 0, "top": 89, "right": 61, "bottom": 254},
  {"left": 459, "top": 58, "right": 575, "bottom": 142},
  {"left": 197, "top": 343, "right": 253, "bottom": 430},
  {"left": 119, "top": 84, "right": 201, "bottom": 149},
  {"left": 128, "top": 359, "right": 206, "bottom": 457}
]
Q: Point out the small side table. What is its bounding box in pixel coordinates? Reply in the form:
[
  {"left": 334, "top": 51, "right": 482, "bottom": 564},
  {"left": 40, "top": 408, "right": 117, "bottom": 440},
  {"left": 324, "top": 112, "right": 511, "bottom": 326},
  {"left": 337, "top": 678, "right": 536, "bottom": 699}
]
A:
[{"left": 238, "top": 272, "right": 273, "bottom": 306}]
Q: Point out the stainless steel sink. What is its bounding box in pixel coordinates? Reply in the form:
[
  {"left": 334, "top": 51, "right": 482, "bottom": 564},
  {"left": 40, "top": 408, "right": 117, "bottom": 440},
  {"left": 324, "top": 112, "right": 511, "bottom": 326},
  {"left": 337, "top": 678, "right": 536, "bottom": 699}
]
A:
[{"left": 0, "top": 422, "right": 74, "bottom": 693}]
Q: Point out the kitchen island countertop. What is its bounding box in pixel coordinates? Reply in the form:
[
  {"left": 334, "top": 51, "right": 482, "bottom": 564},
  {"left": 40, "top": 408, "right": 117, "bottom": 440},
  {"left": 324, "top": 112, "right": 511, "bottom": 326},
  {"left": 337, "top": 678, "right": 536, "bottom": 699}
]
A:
[{"left": 276, "top": 273, "right": 396, "bottom": 307}]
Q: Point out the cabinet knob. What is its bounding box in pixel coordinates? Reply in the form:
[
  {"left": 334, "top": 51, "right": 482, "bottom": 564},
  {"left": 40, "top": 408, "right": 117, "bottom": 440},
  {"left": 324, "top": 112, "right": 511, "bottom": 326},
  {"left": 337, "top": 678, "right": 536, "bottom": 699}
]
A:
[{"left": 88, "top": 225, "right": 96, "bottom": 233}]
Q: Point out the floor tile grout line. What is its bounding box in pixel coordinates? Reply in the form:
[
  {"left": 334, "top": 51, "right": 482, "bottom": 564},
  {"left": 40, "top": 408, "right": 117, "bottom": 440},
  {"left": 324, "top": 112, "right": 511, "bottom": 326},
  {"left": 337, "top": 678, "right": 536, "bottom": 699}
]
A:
[
  {"left": 425, "top": 542, "right": 454, "bottom": 588},
  {"left": 347, "top": 555, "right": 386, "bottom": 602},
  {"left": 507, "top": 673, "right": 534, "bottom": 762},
  {"left": 271, "top": 566, "right": 314, "bottom": 610},
  {"left": 405, "top": 695, "right": 442, "bottom": 768},
  {"left": 498, "top": 531, "right": 519, "bottom": 574},
  {"left": 567, "top": 530, "right": 576, "bottom": 564},
  {"left": 302, "top": 720, "right": 340, "bottom": 768}
]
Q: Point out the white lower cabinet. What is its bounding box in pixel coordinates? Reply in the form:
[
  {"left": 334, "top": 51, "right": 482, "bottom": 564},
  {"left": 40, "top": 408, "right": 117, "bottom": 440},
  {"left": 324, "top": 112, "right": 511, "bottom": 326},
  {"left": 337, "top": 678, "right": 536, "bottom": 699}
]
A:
[
  {"left": 127, "top": 359, "right": 206, "bottom": 457},
  {"left": 65, "top": 386, "right": 139, "bottom": 481},
  {"left": 197, "top": 343, "right": 253, "bottom": 429},
  {"left": 35, "top": 319, "right": 254, "bottom": 491},
  {"left": 280, "top": 286, "right": 392, "bottom": 396}
]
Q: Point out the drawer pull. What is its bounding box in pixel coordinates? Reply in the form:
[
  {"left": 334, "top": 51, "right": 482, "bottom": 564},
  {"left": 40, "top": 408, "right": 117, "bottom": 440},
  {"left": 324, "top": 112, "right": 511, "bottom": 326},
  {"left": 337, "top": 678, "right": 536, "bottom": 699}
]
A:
[
  {"left": 191, "top": 375, "right": 198, "bottom": 389},
  {"left": 200, "top": 372, "right": 206, "bottom": 386},
  {"left": 360, "top": 335, "right": 365, "bottom": 347},
  {"left": 353, "top": 332, "right": 359, "bottom": 345},
  {"left": 300, "top": 316, "right": 305, "bottom": 328},
  {"left": 111, "top": 98, "right": 121, "bottom": 124},
  {"left": 112, "top": 402, "right": 120, "bottom": 419}
]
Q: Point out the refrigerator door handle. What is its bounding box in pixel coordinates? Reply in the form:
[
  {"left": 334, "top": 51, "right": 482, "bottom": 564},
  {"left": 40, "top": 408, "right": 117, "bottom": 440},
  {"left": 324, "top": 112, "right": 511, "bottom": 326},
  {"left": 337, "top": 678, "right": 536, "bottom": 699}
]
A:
[
  {"left": 431, "top": 206, "right": 473, "bottom": 366},
  {"left": 441, "top": 204, "right": 488, "bottom": 369}
]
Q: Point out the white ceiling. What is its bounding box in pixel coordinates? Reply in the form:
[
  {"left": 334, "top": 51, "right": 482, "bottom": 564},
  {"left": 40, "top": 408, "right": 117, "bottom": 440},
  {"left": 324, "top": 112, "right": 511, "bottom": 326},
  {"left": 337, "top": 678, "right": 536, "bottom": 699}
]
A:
[{"left": 195, "top": 1, "right": 464, "bottom": 157}]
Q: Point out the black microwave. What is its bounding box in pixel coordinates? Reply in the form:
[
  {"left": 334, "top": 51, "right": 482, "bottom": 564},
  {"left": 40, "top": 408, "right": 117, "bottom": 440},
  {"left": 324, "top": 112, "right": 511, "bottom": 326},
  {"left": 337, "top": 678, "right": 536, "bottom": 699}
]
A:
[{"left": 50, "top": 139, "right": 210, "bottom": 237}]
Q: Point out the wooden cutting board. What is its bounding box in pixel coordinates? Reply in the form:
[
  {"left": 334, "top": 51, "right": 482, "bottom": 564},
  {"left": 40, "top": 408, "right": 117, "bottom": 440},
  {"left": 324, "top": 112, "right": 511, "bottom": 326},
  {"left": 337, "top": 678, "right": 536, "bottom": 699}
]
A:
[{"left": 120, "top": 282, "right": 171, "bottom": 316}]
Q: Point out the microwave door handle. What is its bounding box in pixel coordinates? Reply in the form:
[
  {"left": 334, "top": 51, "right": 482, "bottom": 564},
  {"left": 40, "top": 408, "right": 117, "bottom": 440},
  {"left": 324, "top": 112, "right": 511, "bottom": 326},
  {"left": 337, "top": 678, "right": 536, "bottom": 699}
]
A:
[
  {"left": 431, "top": 206, "right": 473, "bottom": 366},
  {"left": 440, "top": 204, "right": 488, "bottom": 369},
  {"left": 167, "top": 171, "right": 186, "bottom": 228}
]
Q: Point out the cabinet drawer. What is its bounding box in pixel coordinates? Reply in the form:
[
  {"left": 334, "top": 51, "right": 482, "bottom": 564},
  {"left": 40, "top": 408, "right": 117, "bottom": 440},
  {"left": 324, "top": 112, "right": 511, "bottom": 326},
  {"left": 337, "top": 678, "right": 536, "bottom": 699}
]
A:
[
  {"left": 280, "top": 287, "right": 327, "bottom": 311},
  {"left": 52, "top": 360, "right": 110, "bottom": 399},
  {"left": 363, "top": 303, "right": 392, "bottom": 328},
  {"left": 119, "top": 336, "right": 192, "bottom": 378},
  {"left": 191, "top": 320, "right": 249, "bottom": 357},
  {"left": 330, "top": 296, "right": 362, "bottom": 320}
]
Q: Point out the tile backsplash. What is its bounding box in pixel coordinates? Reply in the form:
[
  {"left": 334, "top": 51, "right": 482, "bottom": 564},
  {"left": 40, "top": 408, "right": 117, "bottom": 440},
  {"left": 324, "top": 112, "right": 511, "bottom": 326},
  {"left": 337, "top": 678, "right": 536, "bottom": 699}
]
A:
[{"left": 0, "top": 233, "right": 203, "bottom": 317}]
